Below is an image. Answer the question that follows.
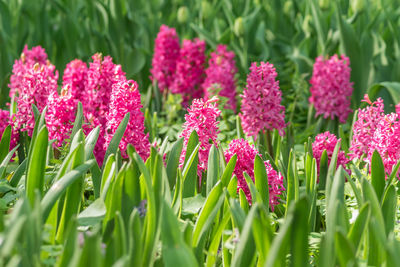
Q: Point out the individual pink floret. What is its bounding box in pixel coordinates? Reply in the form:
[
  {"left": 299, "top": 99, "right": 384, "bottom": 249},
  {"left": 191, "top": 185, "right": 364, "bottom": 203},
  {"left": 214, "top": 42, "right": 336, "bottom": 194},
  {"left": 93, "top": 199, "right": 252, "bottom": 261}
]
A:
[
  {"left": 150, "top": 25, "right": 180, "bottom": 92},
  {"left": 349, "top": 94, "right": 384, "bottom": 159},
  {"left": 240, "top": 62, "right": 287, "bottom": 137},
  {"left": 105, "top": 79, "right": 150, "bottom": 160},
  {"left": 202, "top": 45, "right": 237, "bottom": 111},
  {"left": 171, "top": 38, "right": 206, "bottom": 105},
  {"left": 45, "top": 89, "right": 77, "bottom": 147},
  {"left": 179, "top": 97, "right": 221, "bottom": 177},
  {"left": 309, "top": 55, "right": 353, "bottom": 123},
  {"left": 312, "top": 131, "right": 349, "bottom": 174},
  {"left": 224, "top": 138, "right": 284, "bottom": 210}
]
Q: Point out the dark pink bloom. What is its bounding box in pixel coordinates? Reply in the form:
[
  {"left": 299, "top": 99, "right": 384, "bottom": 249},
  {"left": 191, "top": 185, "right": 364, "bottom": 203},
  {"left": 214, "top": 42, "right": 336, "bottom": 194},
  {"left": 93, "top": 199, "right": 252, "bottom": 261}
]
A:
[
  {"left": 312, "top": 131, "right": 349, "bottom": 174},
  {"left": 240, "top": 62, "right": 287, "bottom": 137},
  {"left": 309, "top": 55, "right": 353, "bottom": 123},
  {"left": 202, "top": 45, "right": 237, "bottom": 110},
  {"left": 179, "top": 97, "right": 221, "bottom": 177},
  {"left": 105, "top": 79, "right": 150, "bottom": 160},
  {"left": 45, "top": 89, "right": 77, "bottom": 147},
  {"left": 171, "top": 38, "right": 206, "bottom": 105},
  {"left": 14, "top": 63, "right": 58, "bottom": 137},
  {"left": 349, "top": 94, "right": 384, "bottom": 159},
  {"left": 368, "top": 113, "right": 400, "bottom": 176},
  {"left": 62, "top": 59, "right": 88, "bottom": 103},
  {"left": 0, "top": 109, "right": 18, "bottom": 149},
  {"left": 224, "top": 138, "right": 284, "bottom": 210},
  {"left": 9, "top": 45, "right": 48, "bottom": 98},
  {"left": 150, "top": 25, "right": 180, "bottom": 92}
]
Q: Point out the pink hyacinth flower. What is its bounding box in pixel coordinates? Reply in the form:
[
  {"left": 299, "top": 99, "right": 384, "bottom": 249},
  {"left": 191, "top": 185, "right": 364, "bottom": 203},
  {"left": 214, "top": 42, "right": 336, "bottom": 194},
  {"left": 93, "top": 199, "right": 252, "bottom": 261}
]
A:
[
  {"left": 150, "top": 25, "right": 180, "bottom": 92},
  {"left": 240, "top": 61, "right": 287, "bottom": 137},
  {"left": 349, "top": 94, "right": 384, "bottom": 159},
  {"left": 171, "top": 38, "right": 206, "bottom": 106},
  {"left": 312, "top": 131, "right": 349, "bottom": 174},
  {"left": 179, "top": 97, "right": 221, "bottom": 177},
  {"left": 309, "top": 55, "right": 353, "bottom": 123},
  {"left": 105, "top": 79, "right": 150, "bottom": 160},
  {"left": 45, "top": 89, "right": 77, "bottom": 147},
  {"left": 9, "top": 45, "right": 49, "bottom": 98},
  {"left": 62, "top": 59, "right": 88, "bottom": 104},
  {"left": 202, "top": 44, "right": 237, "bottom": 111},
  {"left": 224, "top": 138, "right": 285, "bottom": 210},
  {"left": 368, "top": 113, "right": 400, "bottom": 176},
  {"left": 14, "top": 62, "right": 58, "bottom": 137}
]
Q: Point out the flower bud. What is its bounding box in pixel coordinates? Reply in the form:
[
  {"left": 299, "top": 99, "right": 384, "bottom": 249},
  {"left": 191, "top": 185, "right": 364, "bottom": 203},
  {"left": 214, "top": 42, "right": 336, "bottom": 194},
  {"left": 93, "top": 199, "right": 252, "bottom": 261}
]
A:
[
  {"left": 351, "top": 0, "right": 365, "bottom": 14},
  {"left": 318, "top": 0, "right": 330, "bottom": 10},
  {"left": 234, "top": 17, "right": 244, "bottom": 37},
  {"left": 201, "top": 1, "right": 212, "bottom": 19},
  {"left": 177, "top": 6, "right": 189, "bottom": 23}
]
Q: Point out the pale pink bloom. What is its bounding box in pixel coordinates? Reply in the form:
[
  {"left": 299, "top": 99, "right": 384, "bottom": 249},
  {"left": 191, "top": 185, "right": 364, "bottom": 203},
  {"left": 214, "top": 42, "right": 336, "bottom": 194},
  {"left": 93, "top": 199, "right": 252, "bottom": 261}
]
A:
[
  {"left": 45, "top": 89, "right": 77, "bottom": 147},
  {"left": 202, "top": 45, "right": 237, "bottom": 110},
  {"left": 224, "top": 138, "right": 284, "bottom": 210},
  {"left": 150, "top": 25, "right": 180, "bottom": 92},
  {"left": 62, "top": 59, "right": 88, "bottom": 103},
  {"left": 9, "top": 45, "right": 48, "bottom": 98},
  {"left": 312, "top": 131, "right": 349, "bottom": 174},
  {"left": 309, "top": 55, "right": 353, "bottom": 123},
  {"left": 171, "top": 38, "right": 206, "bottom": 105},
  {"left": 179, "top": 97, "right": 221, "bottom": 177},
  {"left": 349, "top": 94, "right": 384, "bottom": 159},
  {"left": 14, "top": 63, "right": 58, "bottom": 137},
  {"left": 240, "top": 62, "right": 286, "bottom": 137},
  {"left": 105, "top": 79, "right": 150, "bottom": 160}
]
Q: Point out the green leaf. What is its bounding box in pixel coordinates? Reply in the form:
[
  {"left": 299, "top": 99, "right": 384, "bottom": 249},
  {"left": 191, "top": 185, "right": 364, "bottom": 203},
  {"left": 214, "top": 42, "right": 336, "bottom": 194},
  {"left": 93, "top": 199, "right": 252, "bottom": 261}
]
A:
[
  {"left": 70, "top": 102, "right": 83, "bottom": 142},
  {"left": 166, "top": 137, "right": 183, "bottom": 188},
  {"left": 0, "top": 144, "right": 19, "bottom": 179},
  {"left": 192, "top": 182, "right": 225, "bottom": 246},
  {"left": 206, "top": 145, "right": 219, "bottom": 195},
  {"left": 41, "top": 159, "right": 95, "bottom": 222},
  {"left": 182, "top": 194, "right": 206, "bottom": 215},
  {"left": 285, "top": 149, "right": 299, "bottom": 216},
  {"left": 77, "top": 198, "right": 106, "bottom": 226},
  {"left": 102, "top": 112, "right": 130, "bottom": 170},
  {"left": 335, "top": 230, "right": 356, "bottom": 267},
  {"left": 381, "top": 184, "right": 397, "bottom": 235},
  {"left": 371, "top": 150, "right": 386, "bottom": 201},
  {"left": 254, "top": 155, "right": 269, "bottom": 209},
  {"left": 318, "top": 149, "right": 328, "bottom": 190},
  {"left": 347, "top": 202, "right": 370, "bottom": 251},
  {"left": 26, "top": 126, "right": 48, "bottom": 206},
  {"left": 221, "top": 154, "right": 237, "bottom": 187},
  {"left": 0, "top": 125, "right": 11, "bottom": 163},
  {"left": 290, "top": 197, "right": 310, "bottom": 267},
  {"left": 182, "top": 143, "right": 200, "bottom": 198},
  {"left": 9, "top": 158, "right": 27, "bottom": 187}
]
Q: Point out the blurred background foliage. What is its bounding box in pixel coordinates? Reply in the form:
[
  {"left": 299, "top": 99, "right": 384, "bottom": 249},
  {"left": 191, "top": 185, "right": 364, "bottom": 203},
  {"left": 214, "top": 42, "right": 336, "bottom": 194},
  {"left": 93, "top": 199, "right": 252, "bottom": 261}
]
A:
[{"left": 1, "top": 0, "right": 400, "bottom": 126}]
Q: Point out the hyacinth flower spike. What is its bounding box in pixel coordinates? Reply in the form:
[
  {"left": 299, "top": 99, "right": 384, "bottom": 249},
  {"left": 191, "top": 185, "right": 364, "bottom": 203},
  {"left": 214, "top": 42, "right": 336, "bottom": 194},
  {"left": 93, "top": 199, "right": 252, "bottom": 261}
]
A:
[{"left": 240, "top": 61, "right": 287, "bottom": 158}]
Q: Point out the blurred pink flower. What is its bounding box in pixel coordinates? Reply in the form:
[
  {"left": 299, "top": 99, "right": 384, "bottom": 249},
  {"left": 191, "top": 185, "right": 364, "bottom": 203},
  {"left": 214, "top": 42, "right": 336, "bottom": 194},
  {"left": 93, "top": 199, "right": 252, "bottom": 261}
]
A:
[
  {"left": 309, "top": 55, "right": 353, "bottom": 123},
  {"left": 150, "top": 25, "right": 180, "bottom": 92},
  {"left": 171, "top": 38, "right": 206, "bottom": 105},
  {"left": 105, "top": 79, "right": 150, "bottom": 160},
  {"left": 349, "top": 94, "right": 384, "bottom": 159},
  {"left": 62, "top": 59, "right": 88, "bottom": 103},
  {"left": 14, "top": 63, "right": 58, "bottom": 137},
  {"left": 9, "top": 45, "right": 48, "bottom": 98},
  {"left": 45, "top": 89, "right": 77, "bottom": 147},
  {"left": 202, "top": 45, "right": 237, "bottom": 110},
  {"left": 224, "top": 138, "right": 284, "bottom": 210},
  {"left": 240, "top": 62, "right": 286, "bottom": 137},
  {"left": 179, "top": 97, "right": 221, "bottom": 177},
  {"left": 312, "top": 131, "right": 349, "bottom": 174}
]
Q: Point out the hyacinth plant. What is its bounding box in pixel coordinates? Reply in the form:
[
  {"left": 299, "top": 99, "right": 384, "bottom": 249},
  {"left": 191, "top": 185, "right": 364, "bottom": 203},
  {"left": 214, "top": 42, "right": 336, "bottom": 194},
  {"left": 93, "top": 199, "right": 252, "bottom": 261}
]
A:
[{"left": 240, "top": 61, "right": 286, "bottom": 158}]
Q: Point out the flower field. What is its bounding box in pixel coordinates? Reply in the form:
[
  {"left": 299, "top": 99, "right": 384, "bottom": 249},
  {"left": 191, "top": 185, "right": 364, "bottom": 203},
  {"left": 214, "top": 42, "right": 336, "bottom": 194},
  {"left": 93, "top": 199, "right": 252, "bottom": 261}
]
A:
[{"left": 1, "top": 0, "right": 400, "bottom": 266}]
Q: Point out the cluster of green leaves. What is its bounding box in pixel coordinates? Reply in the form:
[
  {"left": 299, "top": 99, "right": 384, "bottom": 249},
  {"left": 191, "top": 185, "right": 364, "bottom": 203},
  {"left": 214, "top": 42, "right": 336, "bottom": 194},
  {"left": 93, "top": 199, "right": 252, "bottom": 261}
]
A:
[{"left": 0, "top": 103, "right": 399, "bottom": 267}]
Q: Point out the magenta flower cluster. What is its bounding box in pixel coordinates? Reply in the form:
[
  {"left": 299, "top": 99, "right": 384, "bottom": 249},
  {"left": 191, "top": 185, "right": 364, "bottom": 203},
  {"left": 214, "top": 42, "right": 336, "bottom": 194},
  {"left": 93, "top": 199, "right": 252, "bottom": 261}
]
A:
[
  {"left": 105, "top": 79, "right": 150, "bottom": 160},
  {"left": 312, "top": 131, "right": 349, "bottom": 174},
  {"left": 202, "top": 44, "right": 237, "bottom": 110},
  {"left": 150, "top": 25, "right": 180, "bottom": 92},
  {"left": 8, "top": 45, "right": 150, "bottom": 165},
  {"left": 240, "top": 62, "right": 287, "bottom": 137},
  {"left": 224, "top": 138, "right": 284, "bottom": 210},
  {"left": 171, "top": 38, "right": 206, "bottom": 105},
  {"left": 309, "top": 55, "right": 353, "bottom": 123},
  {"left": 179, "top": 97, "right": 221, "bottom": 177},
  {"left": 349, "top": 95, "right": 384, "bottom": 159}
]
